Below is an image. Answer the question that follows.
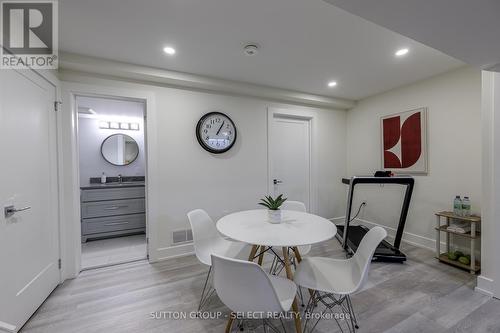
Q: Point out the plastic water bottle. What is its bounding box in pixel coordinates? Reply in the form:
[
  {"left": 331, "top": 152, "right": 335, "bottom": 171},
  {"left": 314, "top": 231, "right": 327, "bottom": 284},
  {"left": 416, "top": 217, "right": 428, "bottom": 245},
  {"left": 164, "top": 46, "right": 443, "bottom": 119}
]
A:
[
  {"left": 462, "top": 196, "right": 471, "bottom": 217},
  {"left": 453, "top": 196, "right": 462, "bottom": 216}
]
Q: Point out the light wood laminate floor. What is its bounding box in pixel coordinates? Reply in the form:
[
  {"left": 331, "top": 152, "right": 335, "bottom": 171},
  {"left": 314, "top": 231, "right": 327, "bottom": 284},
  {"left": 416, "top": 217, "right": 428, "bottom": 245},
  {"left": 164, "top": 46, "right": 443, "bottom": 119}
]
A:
[{"left": 22, "top": 241, "right": 500, "bottom": 333}]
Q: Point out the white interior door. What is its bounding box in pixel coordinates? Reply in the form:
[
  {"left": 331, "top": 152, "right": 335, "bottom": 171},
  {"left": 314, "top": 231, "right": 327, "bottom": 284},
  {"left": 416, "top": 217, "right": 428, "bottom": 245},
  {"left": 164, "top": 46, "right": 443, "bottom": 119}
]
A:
[
  {"left": 0, "top": 70, "right": 60, "bottom": 333},
  {"left": 269, "top": 113, "right": 311, "bottom": 211}
]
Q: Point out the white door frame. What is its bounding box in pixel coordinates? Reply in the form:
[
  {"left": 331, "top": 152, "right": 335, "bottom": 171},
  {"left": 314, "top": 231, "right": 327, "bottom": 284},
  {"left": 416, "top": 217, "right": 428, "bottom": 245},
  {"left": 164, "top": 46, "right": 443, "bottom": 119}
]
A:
[
  {"left": 36, "top": 70, "right": 63, "bottom": 284},
  {"left": 59, "top": 82, "right": 158, "bottom": 280},
  {"left": 267, "top": 107, "right": 317, "bottom": 213}
]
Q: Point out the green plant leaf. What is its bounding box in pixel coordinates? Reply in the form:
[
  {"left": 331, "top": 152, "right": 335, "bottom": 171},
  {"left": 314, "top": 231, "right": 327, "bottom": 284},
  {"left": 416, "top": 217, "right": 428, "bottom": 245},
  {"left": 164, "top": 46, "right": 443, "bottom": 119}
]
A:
[
  {"left": 259, "top": 198, "right": 271, "bottom": 208},
  {"left": 259, "top": 194, "right": 288, "bottom": 210}
]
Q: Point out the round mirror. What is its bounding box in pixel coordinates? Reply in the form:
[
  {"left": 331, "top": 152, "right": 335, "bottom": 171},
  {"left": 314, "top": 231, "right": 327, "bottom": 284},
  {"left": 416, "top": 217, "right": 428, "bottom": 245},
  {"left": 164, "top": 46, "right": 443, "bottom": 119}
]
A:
[{"left": 101, "top": 134, "right": 139, "bottom": 166}]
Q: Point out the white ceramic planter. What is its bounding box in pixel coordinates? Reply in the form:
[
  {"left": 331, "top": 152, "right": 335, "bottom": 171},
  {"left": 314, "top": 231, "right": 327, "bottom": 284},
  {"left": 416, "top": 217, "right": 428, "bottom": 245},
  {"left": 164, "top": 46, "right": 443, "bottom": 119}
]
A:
[{"left": 268, "top": 209, "right": 282, "bottom": 224}]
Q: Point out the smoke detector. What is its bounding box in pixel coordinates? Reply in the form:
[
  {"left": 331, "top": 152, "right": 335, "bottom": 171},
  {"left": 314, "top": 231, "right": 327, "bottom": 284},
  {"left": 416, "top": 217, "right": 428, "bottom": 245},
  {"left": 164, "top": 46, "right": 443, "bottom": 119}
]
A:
[{"left": 243, "top": 44, "right": 259, "bottom": 56}]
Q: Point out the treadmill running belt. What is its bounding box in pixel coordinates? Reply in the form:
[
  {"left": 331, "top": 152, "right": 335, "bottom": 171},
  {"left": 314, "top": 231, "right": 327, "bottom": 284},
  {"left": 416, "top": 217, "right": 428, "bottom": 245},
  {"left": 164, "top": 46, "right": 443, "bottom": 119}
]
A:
[{"left": 336, "top": 225, "right": 406, "bottom": 262}]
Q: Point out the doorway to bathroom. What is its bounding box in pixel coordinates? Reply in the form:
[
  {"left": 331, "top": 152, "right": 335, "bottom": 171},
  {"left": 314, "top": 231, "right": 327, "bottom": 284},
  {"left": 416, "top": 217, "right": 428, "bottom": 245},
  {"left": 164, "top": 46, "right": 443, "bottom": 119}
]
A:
[{"left": 76, "top": 95, "right": 148, "bottom": 270}]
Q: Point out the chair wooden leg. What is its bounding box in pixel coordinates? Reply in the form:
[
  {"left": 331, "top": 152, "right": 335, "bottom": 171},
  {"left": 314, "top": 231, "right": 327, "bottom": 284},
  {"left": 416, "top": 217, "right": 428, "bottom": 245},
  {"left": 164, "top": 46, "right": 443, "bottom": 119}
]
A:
[
  {"left": 283, "top": 247, "right": 302, "bottom": 333},
  {"left": 292, "top": 247, "right": 302, "bottom": 263},
  {"left": 258, "top": 246, "right": 265, "bottom": 266},
  {"left": 248, "top": 245, "right": 259, "bottom": 262},
  {"left": 225, "top": 312, "right": 235, "bottom": 333}
]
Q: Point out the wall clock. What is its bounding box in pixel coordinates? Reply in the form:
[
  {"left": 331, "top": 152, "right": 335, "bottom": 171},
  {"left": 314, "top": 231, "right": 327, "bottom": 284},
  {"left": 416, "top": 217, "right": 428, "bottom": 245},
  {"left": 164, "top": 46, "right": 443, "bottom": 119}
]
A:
[{"left": 196, "top": 112, "right": 237, "bottom": 154}]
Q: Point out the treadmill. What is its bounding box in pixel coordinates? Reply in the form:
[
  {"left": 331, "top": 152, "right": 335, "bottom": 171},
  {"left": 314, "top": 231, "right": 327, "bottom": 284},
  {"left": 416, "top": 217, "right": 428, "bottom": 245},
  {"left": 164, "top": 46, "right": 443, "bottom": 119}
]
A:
[{"left": 336, "top": 176, "right": 414, "bottom": 262}]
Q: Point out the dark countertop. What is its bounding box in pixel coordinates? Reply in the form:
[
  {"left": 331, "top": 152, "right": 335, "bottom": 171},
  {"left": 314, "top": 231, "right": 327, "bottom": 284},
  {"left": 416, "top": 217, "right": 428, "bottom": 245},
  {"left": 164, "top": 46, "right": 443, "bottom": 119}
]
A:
[{"left": 80, "top": 182, "right": 145, "bottom": 190}]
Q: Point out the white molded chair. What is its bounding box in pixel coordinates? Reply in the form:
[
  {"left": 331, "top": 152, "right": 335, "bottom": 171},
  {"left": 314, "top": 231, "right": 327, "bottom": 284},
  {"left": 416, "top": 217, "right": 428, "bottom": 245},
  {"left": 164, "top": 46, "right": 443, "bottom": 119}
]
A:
[
  {"left": 187, "top": 209, "right": 249, "bottom": 311},
  {"left": 270, "top": 201, "right": 310, "bottom": 274},
  {"left": 281, "top": 200, "right": 307, "bottom": 212},
  {"left": 211, "top": 254, "right": 297, "bottom": 332},
  {"left": 294, "top": 226, "right": 387, "bottom": 332},
  {"left": 282, "top": 200, "right": 311, "bottom": 256}
]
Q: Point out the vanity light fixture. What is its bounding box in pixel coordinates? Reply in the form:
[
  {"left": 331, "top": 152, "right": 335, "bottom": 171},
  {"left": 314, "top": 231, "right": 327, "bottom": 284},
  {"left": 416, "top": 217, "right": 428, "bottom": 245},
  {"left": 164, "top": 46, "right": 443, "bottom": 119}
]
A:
[
  {"left": 99, "top": 121, "right": 139, "bottom": 131},
  {"left": 327, "top": 81, "right": 337, "bottom": 88}
]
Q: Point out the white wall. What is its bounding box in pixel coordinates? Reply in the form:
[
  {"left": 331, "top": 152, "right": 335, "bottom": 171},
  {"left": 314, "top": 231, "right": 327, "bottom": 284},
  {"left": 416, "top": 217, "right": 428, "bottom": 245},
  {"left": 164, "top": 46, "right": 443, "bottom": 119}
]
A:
[
  {"left": 60, "top": 71, "right": 347, "bottom": 264},
  {"left": 478, "top": 70, "right": 500, "bottom": 298},
  {"left": 346, "top": 66, "right": 482, "bottom": 250},
  {"left": 76, "top": 97, "right": 145, "bottom": 186},
  {"left": 77, "top": 117, "right": 146, "bottom": 185},
  {"left": 151, "top": 87, "right": 347, "bottom": 256}
]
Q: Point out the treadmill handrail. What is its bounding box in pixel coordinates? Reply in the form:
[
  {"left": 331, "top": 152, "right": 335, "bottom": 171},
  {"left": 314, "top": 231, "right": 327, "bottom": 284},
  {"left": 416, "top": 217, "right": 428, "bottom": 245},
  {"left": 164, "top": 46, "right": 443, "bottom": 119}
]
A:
[{"left": 341, "top": 176, "right": 415, "bottom": 251}]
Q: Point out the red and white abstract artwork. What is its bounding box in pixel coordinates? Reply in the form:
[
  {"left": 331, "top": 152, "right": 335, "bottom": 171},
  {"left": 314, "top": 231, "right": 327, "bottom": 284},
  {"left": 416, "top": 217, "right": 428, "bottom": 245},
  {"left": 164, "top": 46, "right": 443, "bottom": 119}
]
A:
[{"left": 381, "top": 108, "right": 428, "bottom": 174}]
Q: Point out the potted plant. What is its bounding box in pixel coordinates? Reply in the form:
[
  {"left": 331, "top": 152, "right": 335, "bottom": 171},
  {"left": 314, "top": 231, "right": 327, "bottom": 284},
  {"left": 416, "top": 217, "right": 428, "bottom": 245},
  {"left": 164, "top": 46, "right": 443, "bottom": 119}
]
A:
[{"left": 259, "top": 194, "right": 287, "bottom": 223}]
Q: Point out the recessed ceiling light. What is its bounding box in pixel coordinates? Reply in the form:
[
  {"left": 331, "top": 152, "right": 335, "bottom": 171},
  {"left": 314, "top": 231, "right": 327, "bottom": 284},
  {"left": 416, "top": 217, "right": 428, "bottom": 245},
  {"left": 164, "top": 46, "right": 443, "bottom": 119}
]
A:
[
  {"left": 327, "top": 81, "right": 337, "bottom": 87},
  {"left": 163, "top": 46, "right": 176, "bottom": 55},
  {"left": 395, "top": 48, "right": 409, "bottom": 57}
]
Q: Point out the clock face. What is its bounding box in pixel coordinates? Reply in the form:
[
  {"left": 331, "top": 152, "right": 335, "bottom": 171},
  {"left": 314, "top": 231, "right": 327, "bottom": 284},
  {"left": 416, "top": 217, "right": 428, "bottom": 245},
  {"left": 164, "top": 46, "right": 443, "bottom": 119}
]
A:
[{"left": 196, "top": 112, "right": 237, "bottom": 154}]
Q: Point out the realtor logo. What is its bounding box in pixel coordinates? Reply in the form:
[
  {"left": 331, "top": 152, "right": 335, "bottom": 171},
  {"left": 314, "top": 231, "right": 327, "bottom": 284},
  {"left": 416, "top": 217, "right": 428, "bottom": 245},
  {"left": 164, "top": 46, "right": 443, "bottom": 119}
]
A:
[{"left": 1, "top": 0, "right": 58, "bottom": 69}]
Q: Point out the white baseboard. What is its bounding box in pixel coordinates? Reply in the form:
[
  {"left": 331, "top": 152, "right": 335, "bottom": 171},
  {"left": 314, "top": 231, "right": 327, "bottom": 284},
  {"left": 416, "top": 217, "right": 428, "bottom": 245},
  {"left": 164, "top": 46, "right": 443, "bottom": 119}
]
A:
[
  {"left": 476, "top": 275, "right": 495, "bottom": 297},
  {"left": 329, "top": 216, "right": 446, "bottom": 252},
  {"left": 154, "top": 242, "right": 195, "bottom": 262}
]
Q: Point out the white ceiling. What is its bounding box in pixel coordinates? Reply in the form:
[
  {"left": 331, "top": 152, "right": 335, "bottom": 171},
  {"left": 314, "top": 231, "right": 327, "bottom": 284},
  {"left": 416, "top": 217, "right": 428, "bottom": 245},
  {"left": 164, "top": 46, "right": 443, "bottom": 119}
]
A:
[
  {"left": 324, "top": 0, "right": 500, "bottom": 72},
  {"left": 60, "top": 0, "right": 464, "bottom": 101},
  {"left": 76, "top": 96, "right": 144, "bottom": 119},
  {"left": 325, "top": 0, "right": 500, "bottom": 72}
]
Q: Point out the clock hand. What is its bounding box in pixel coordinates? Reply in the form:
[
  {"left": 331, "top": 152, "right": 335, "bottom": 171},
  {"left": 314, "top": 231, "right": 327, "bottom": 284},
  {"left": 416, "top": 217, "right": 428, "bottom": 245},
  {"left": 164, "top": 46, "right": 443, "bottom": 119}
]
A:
[{"left": 216, "top": 121, "right": 225, "bottom": 135}]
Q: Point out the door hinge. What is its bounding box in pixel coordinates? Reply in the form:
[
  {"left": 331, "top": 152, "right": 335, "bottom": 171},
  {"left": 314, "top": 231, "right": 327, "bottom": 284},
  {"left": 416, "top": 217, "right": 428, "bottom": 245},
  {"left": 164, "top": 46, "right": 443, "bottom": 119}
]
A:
[
  {"left": 54, "top": 101, "right": 62, "bottom": 112},
  {"left": 58, "top": 258, "right": 62, "bottom": 269}
]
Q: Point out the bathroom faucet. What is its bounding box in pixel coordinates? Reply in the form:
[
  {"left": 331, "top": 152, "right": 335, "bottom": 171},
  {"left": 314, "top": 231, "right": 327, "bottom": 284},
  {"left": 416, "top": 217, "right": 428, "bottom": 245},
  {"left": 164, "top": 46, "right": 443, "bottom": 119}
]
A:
[{"left": 118, "top": 174, "right": 122, "bottom": 183}]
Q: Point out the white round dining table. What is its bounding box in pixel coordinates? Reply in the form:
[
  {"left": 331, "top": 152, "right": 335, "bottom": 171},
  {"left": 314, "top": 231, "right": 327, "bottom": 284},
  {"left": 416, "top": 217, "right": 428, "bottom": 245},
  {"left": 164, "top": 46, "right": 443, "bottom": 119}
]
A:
[
  {"left": 216, "top": 209, "right": 337, "bottom": 247},
  {"left": 216, "top": 209, "right": 337, "bottom": 333}
]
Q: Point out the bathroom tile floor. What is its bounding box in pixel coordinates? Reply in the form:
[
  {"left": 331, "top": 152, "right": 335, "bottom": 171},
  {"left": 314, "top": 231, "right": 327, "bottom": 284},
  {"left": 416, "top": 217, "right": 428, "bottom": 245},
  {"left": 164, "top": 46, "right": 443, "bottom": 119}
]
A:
[{"left": 81, "top": 234, "right": 147, "bottom": 269}]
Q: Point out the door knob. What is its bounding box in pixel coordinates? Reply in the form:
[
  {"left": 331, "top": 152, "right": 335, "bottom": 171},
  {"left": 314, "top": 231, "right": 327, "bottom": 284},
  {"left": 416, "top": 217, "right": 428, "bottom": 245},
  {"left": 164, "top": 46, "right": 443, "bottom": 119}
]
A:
[
  {"left": 4, "top": 205, "right": 31, "bottom": 218},
  {"left": 273, "top": 179, "right": 283, "bottom": 185}
]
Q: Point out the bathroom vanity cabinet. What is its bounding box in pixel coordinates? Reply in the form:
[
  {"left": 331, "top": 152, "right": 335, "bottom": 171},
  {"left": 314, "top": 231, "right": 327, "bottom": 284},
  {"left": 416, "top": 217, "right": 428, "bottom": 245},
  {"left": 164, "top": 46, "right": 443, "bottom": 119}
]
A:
[{"left": 80, "top": 183, "right": 145, "bottom": 242}]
